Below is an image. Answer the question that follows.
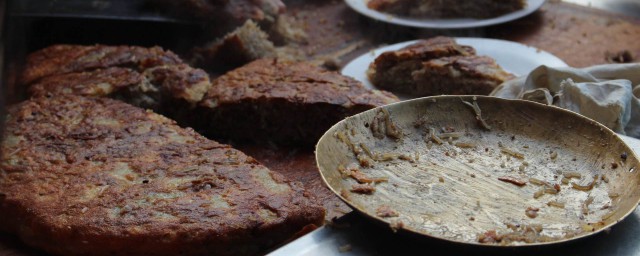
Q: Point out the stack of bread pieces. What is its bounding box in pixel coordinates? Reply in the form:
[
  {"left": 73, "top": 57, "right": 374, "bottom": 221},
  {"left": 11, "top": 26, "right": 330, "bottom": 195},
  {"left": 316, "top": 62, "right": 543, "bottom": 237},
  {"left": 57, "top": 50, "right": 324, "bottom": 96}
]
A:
[{"left": 0, "top": 44, "right": 399, "bottom": 255}]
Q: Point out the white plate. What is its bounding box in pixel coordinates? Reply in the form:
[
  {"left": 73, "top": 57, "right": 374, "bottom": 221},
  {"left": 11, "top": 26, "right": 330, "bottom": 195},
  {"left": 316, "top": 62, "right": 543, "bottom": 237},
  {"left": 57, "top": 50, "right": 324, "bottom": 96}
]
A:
[
  {"left": 344, "top": 0, "right": 546, "bottom": 29},
  {"left": 341, "top": 37, "right": 568, "bottom": 98}
]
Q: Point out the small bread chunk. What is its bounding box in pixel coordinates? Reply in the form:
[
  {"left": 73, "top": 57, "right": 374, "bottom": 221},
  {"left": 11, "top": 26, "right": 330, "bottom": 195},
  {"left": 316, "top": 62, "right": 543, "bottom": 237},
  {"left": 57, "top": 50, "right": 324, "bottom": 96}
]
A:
[
  {"left": 368, "top": 37, "right": 515, "bottom": 97},
  {"left": 367, "top": 0, "right": 526, "bottom": 19},
  {"left": 199, "top": 58, "right": 399, "bottom": 146},
  {"left": 0, "top": 95, "right": 324, "bottom": 256},
  {"left": 194, "top": 20, "right": 277, "bottom": 72}
]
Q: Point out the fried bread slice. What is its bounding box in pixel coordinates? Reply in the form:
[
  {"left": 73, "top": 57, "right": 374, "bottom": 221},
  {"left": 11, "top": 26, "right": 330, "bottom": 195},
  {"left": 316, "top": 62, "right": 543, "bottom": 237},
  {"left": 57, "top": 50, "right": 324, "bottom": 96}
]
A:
[
  {"left": 24, "top": 45, "right": 211, "bottom": 114},
  {"left": 367, "top": 37, "right": 515, "bottom": 96},
  {"left": 21, "top": 45, "right": 182, "bottom": 85},
  {"left": 198, "top": 58, "right": 399, "bottom": 146},
  {"left": 0, "top": 95, "right": 324, "bottom": 255}
]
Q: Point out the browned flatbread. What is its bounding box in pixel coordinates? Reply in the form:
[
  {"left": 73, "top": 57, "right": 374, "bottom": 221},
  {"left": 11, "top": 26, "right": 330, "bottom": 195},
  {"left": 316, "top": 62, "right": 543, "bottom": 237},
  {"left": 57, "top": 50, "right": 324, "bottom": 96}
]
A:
[
  {"left": 21, "top": 45, "right": 182, "bottom": 85},
  {"left": 198, "top": 58, "right": 400, "bottom": 146},
  {"left": 24, "top": 45, "right": 211, "bottom": 113},
  {"left": 0, "top": 95, "right": 324, "bottom": 255},
  {"left": 22, "top": 46, "right": 397, "bottom": 147},
  {"left": 28, "top": 67, "right": 144, "bottom": 97},
  {"left": 410, "top": 55, "right": 516, "bottom": 96},
  {"left": 367, "top": 37, "right": 515, "bottom": 96}
]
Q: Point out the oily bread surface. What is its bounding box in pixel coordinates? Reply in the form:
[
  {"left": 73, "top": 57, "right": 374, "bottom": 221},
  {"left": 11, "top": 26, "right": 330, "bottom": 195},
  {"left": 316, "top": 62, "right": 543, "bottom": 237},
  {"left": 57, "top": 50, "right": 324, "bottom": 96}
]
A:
[
  {"left": 0, "top": 95, "right": 324, "bottom": 255},
  {"left": 199, "top": 58, "right": 399, "bottom": 145}
]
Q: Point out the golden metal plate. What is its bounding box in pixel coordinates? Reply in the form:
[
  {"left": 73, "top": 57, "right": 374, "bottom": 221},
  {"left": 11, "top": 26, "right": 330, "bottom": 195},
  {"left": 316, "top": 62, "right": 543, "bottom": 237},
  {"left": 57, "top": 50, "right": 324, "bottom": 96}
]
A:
[{"left": 316, "top": 96, "right": 640, "bottom": 246}]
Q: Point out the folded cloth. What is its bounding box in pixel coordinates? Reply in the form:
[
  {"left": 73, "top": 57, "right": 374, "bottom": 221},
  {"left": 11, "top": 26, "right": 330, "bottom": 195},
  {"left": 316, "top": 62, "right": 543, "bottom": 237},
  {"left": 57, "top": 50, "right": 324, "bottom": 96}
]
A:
[{"left": 490, "top": 63, "right": 640, "bottom": 137}]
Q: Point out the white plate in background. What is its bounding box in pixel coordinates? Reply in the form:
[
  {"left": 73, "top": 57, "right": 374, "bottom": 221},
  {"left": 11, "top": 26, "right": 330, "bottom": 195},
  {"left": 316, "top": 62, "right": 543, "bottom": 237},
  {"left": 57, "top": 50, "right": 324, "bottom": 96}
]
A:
[
  {"left": 341, "top": 37, "right": 568, "bottom": 93},
  {"left": 344, "top": 0, "right": 546, "bottom": 29}
]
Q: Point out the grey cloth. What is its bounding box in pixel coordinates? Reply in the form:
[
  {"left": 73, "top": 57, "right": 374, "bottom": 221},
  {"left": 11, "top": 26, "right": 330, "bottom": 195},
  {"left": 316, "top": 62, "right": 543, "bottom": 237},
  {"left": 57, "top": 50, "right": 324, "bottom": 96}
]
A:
[{"left": 490, "top": 63, "right": 640, "bottom": 137}]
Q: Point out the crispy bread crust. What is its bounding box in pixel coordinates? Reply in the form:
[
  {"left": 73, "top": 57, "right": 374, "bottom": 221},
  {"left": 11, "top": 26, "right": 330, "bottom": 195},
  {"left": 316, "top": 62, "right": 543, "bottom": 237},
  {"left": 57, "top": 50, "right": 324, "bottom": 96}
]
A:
[
  {"left": 194, "top": 20, "right": 276, "bottom": 72},
  {"left": 24, "top": 46, "right": 211, "bottom": 110},
  {"left": 370, "top": 37, "right": 476, "bottom": 72},
  {"left": 204, "top": 59, "right": 397, "bottom": 107},
  {"left": 28, "top": 67, "right": 144, "bottom": 98},
  {"left": 0, "top": 96, "right": 324, "bottom": 255},
  {"left": 199, "top": 58, "right": 399, "bottom": 145},
  {"left": 368, "top": 37, "right": 514, "bottom": 96},
  {"left": 21, "top": 45, "right": 182, "bottom": 85}
]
